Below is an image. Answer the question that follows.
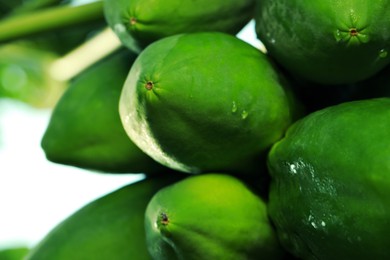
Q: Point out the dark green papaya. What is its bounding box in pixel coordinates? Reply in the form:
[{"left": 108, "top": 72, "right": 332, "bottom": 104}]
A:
[
  {"left": 25, "top": 175, "right": 182, "bottom": 260},
  {"left": 145, "top": 173, "right": 285, "bottom": 260},
  {"left": 103, "top": 0, "right": 255, "bottom": 51},
  {"left": 267, "top": 98, "right": 390, "bottom": 259},
  {"left": 119, "top": 32, "right": 299, "bottom": 175},
  {"left": 41, "top": 49, "right": 166, "bottom": 174},
  {"left": 255, "top": 0, "right": 390, "bottom": 85}
]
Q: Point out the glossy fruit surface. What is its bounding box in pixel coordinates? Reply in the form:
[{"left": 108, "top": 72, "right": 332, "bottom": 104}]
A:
[
  {"left": 255, "top": 0, "right": 390, "bottom": 85},
  {"left": 267, "top": 98, "right": 390, "bottom": 259},
  {"left": 145, "top": 173, "right": 284, "bottom": 260},
  {"left": 119, "top": 32, "right": 297, "bottom": 174}
]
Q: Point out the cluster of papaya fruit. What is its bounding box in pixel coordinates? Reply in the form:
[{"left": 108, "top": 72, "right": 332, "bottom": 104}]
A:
[{"left": 24, "top": 0, "right": 390, "bottom": 259}]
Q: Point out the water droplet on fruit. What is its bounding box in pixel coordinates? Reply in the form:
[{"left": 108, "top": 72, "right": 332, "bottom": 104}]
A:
[
  {"left": 270, "top": 38, "right": 276, "bottom": 44},
  {"left": 311, "top": 222, "right": 318, "bottom": 229},
  {"left": 379, "top": 49, "right": 388, "bottom": 58},
  {"left": 241, "top": 110, "right": 248, "bottom": 119},
  {"left": 231, "top": 101, "right": 237, "bottom": 113},
  {"left": 334, "top": 29, "right": 343, "bottom": 42},
  {"left": 289, "top": 163, "right": 297, "bottom": 174},
  {"left": 321, "top": 221, "right": 326, "bottom": 227}
]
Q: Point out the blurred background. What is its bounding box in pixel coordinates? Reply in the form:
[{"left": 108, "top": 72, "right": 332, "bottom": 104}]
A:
[{"left": 0, "top": 0, "right": 261, "bottom": 252}]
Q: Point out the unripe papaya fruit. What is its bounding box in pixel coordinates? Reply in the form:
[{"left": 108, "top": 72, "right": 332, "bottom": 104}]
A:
[
  {"left": 25, "top": 175, "right": 182, "bottom": 260},
  {"left": 103, "top": 0, "right": 255, "bottom": 51},
  {"left": 119, "top": 32, "right": 298, "bottom": 174},
  {"left": 145, "top": 173, "right": 285, "bottom": 260},
  {"left": 41, "top": 49, "right": 166, "bottom": 174},
  {"left": 267, "top": 98, "right": 390, "bottom": 259},
  {"left": 0, "top": 247, "right": 29, "bottom": 260},
  {"left": 255, "top": 0, "right": 390, "bottom": 85}
]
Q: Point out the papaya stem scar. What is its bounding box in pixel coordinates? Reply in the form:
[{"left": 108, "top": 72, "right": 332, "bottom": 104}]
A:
[
  {"left": 145, "top": 81, "right": 154, "bottom": 90},
  {"left": 161, "top": 212, "right": 169, "bottom": 225},
  {"left": 130, "top": 17, "right": 137, "bottom": 25},
  {"left": 349, "top": 28, "right": 358, "bottom": 36}
]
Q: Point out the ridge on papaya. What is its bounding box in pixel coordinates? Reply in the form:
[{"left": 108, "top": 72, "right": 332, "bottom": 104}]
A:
[{"left": 254, "top": 0, "right": 390, "bottom": 85}]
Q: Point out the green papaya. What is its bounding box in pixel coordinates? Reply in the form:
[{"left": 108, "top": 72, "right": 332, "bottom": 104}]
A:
[
  {"left": 255, "top": 0, "right": 390, "bottom": 85},
  {"left": 145, "top": 173, "right": 285, "bottom": 260},
  {"left": 25, "top": 175, "right": 182, "bottom": 260},
  {"left": 103, "top": 0, "right": 255, "bottom": 51},
  {"left": 0, "top": 247, "right": 29, "bottom": 260},
  {"left": 119, "top": 32, "right": 298, "bottom": 175},
  {"left": 267, "top": 98, "right": 390, "bottom": 259},
  {"left": 41, "top": 49, "right": 166, "bottom": 174}
]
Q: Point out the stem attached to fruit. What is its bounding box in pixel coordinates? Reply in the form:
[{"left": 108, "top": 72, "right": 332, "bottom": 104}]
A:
[{"left": 0, "top": 1, "right": 104, "bottom": 43}]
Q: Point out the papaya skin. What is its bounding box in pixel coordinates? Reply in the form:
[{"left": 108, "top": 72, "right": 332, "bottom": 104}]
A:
[
  {"left": 41, "top": 49, "right": 166, "bottom": 174},
  {"left": 255, "top": 0, "right": 390, "bottom": 85},
  {"left": 119, "top": 32, "right": 297, "bottom": 174},
  {"left": 103, "top": 0, "right": 255, "bottom": 50},
  {"left": 145, "top": 174, "right": 285, "bottom": 260},
  {"left": 267, "top": 98, "right": 390, "bottom": 259},
  {"left": 25, "top": 175, "right": 183, "bottom": 260}
]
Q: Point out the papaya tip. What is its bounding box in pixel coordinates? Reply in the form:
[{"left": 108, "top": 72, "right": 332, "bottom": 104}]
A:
[
  {"left": 130, "top": 17, "right": 137, "bottom": 26},
  {"left": 145, "top": 81, "right": 154, "bottom": 90},
  {"left": 349, "top": 28, "right": 358, "bottom": 36},
  {"left": 160, "top": 212, "right": 169, "bottom": 226}
]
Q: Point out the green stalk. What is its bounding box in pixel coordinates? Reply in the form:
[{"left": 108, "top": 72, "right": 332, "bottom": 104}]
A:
[
  {"left": 0, "top": 1, "right": 104, "bottom": 43},
  {"left": 49, "top": 27, "right": 123, "bottom": 82}
]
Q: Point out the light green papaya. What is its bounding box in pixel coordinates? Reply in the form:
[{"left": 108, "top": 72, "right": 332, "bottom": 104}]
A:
[
  {"left": 119, "top": 32, "right": 299, "bottom": 175},
  {"left": 255, "top": 0, "right": 390, "bottom": 85},
  {"left": 0, "top": 247, "right": 29, "bottom": 260},
  {"left": 41, "top": 49, "right": 166, "bottom": 174},
  {"left": 267, "top": 98, "right": 390, "bottom": 259},
  {"left": 103, "top": 0, "right": 255, "bottom": 51},
  {"left": 145, "top": 173, "right": 285, "bottom": 260},
  {"left": 25, "top": 175, "right": 182, "bottom": 260}
]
